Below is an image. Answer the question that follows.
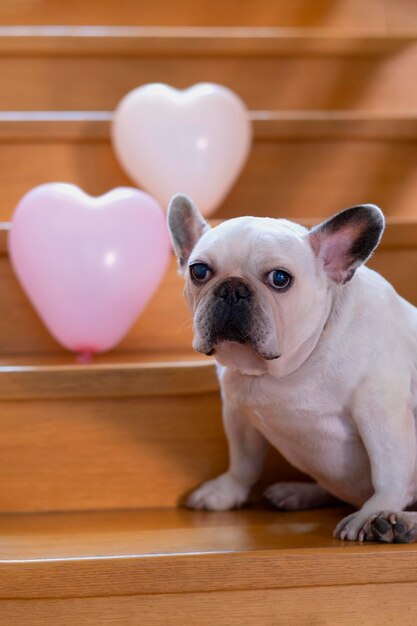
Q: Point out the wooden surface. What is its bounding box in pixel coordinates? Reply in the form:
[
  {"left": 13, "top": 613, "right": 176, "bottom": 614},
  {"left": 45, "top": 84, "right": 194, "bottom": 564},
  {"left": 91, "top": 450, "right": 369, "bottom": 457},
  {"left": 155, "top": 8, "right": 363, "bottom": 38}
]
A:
[
  {"left": 1, "top": 220, "right": 417, "bottom": 512},
  {"left": 5, "top": 584, "right": 412, "bottom": 626},
  {"left": 0, "top": 0, "right": 415, "bottom": 28},
  {"left": 3, "top": 221, "right": 417, "bottom": 357},
  {"left": 3, "top": 585, "right": 417, "bottom": 626},
  {"left": 0, "top": 0, "right": 416, "bottom": 621},
  {"left": 0, "top": 508, "right": 417, "bottom": 624},
  {"left": 0, "top": 243, "right": 195, "bottom": 355},
  {"left": 0, "top": 0, "right": 417, "bottom": 28},
  {"left": 0, "top": 388, "right": 303, "bottom": 512},
  {"left": 0, "top": 114, "right": 417, "bottom": 221},
  {"left": 0, "top": 26, "right": 414, "bottom": 56},
  {"left": 1, "top": 43, "right": 416, "bottom": 111},
  {"left": 0, "top": 508, "right": 415, "bottom": 595},
  {"left": 1, "top": 110, "right": 417, "bottom": 141}
]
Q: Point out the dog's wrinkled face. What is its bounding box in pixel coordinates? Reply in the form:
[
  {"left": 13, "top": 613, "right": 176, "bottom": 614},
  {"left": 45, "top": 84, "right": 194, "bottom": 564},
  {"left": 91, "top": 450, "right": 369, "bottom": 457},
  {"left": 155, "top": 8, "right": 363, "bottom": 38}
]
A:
[{"left": 168, "top": 195, "right": 384, "bottom": 375}]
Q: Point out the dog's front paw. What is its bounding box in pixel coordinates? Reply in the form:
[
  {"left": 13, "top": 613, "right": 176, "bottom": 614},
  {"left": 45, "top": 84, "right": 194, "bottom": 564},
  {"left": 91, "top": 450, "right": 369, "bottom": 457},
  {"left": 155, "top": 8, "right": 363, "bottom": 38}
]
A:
[
  {"left": 334, "top": 509, "right": 417, "bottom": 543},
  {"left": 334, "top": 511, "right": 369, "bottom": 541},
  {"left": 365, "top": 511, "right": 417, "bottom": 544},
  {"left": 186, "top": 473, "right": 249, "bottom": 511}
]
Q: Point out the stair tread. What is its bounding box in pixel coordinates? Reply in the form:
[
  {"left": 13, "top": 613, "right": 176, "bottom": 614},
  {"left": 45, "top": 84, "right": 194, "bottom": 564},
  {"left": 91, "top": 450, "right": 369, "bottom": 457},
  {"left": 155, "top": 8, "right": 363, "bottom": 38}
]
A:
[
  {"left": 0, "top": 351, "right": 217, "bottom": 399},
  {"left": 0, "top": 25, "right": 414, "bottom": 56},
  {"left": 0, "top": 350, "right": 207, "bottom": 367},
  {"left": 1, "top": 507, "right": 417, "bottom": 599},
  {"left": 0, "top": 507, "right": 347, "bottom": 560},
  {"left": 1, "top": 110, "right": 417, "bottom": 141}
]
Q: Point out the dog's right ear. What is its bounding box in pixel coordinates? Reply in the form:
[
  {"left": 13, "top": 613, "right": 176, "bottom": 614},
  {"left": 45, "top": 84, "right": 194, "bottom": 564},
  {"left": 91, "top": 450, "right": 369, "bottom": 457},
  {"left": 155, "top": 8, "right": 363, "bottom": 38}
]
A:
[{"left": 167, "top": 194, "right": 210, "bottom": 273}]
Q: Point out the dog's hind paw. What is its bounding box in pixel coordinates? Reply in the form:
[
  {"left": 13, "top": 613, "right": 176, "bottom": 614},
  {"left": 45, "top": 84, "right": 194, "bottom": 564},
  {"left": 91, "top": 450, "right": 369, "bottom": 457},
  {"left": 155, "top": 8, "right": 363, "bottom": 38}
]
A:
[
  {"left": 186, "top": 472, "right": 249, "bottom": 511},
  {"left": 264, "top": 481, "right": 337, "bottom": 511}
]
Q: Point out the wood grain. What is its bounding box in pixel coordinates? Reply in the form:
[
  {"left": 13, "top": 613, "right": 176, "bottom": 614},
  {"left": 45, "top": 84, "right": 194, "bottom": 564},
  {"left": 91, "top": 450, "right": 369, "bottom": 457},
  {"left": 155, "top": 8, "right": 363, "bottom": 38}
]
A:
[
  {"left": 0, "top": 26, "right": 414, "bottom": 56},
  {"left": 0, "top": 115, "right": 417, "bottom": 222},
  {"left": 0, "top": 251, "right": 197, "bottom": 355},
  {"left": 1, "top": 220, "right": 417, "bottom": 512},
  {"left": 1, "top": 111, "right": 417, "bottom": 141},
  {"left": 0, "top": 0, "right": 414, "bottom": 29},
  {"left": 2, "top": 221, "right": 417, "bottom": 357},
  {"left": 0, "top": 508, "right": 416, "bottom": 597},
  {"left": 0, "top": 508, "right": 416, "bottom": 623},
  {"left": 3, "top": 584, "right": 417, "bottom": 626},
  {"left": 3, "top": 583, "right": 415, "bottom": 626},
  {"left": 0, "top": 390, "right": 303, "bottom": 512},
  {"left": 0, "top": 44, "right": 416, "bottom": 111}
]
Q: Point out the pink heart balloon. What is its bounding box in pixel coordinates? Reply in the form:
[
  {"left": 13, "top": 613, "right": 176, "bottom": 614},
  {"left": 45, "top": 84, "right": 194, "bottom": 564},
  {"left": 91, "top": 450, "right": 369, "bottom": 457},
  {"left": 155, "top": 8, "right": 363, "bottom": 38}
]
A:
[{"left": 9, "top": 184, "right": 170, "bottom": 354}]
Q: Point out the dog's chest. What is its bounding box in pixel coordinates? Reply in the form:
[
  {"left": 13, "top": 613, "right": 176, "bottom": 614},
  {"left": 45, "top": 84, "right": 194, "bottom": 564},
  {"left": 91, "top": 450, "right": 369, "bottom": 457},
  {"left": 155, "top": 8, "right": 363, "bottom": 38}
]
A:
[{"left": 245, "top": 382, "right": 359, "bottom": 480}]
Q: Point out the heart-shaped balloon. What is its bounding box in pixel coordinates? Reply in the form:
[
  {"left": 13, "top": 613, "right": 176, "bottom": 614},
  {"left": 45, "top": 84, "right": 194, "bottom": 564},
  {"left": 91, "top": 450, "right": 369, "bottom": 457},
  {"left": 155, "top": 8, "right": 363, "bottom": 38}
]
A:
[
  {"left": 112, "top": 83, "right": 252, "bottom": 217},
  {"left": 9, "top": 184, "right": 170, "bottom": 355}
]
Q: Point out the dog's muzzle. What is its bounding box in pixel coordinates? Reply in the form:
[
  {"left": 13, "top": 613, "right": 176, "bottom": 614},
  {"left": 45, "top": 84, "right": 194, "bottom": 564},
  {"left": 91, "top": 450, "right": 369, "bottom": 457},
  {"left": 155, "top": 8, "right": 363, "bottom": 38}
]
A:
[{"left": 204, "top": 277, "right": 253, "bottom": 350}]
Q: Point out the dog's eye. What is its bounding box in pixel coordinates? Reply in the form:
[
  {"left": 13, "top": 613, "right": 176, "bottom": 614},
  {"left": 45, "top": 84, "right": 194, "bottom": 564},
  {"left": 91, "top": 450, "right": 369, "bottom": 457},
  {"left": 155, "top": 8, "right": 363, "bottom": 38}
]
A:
[
  {"left": 267, "top": 269, "right": 292, "bottom": 290},
  {"left": 190, "top": 263, "right": 212, "bottom": 283}
]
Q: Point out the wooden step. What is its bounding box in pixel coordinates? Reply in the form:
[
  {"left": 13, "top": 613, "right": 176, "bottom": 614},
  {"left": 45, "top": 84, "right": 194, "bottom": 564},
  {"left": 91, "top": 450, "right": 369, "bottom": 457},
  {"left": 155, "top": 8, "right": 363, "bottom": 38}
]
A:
[
  {"left": 0, "top": 112, "right": 416, "bottom": 221},
  {"left": 1, "top": 0, "right": 415, "bottom": 29},
  {"left": 0, "top": 507, "right": 416, "bottom": 625},
  {"left": 0, "top": 222, "right": 303, "bottom": 513},
  {"left": 0, "top": 27, "right": 415, "bottom": 110},
  {"left": 1, "top": 220, "right": 417, "bottom": 513},
  {"left": 3, "top": 219, "right": 417, "bottom": 355},
  {"left": 0, "top": 25, "right": 415, "bottom": 55}
]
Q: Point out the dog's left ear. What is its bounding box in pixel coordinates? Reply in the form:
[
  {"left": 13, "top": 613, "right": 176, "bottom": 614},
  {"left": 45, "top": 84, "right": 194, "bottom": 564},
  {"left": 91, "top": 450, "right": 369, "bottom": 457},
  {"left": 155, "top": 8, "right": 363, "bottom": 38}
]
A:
[
  {"left": 309, "top": 204, "right": 385, "bottom": 284},
  {"left": 167, "top": 194, "right": 211, "bottom": 273}
]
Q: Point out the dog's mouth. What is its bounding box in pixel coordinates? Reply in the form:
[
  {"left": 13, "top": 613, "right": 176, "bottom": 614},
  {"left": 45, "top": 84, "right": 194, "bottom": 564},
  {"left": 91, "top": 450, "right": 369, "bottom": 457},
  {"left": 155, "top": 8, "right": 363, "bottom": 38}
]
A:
[
  {"left": 193, "top": 281, "right": 279, "bottom": 372},
  {"left": 207, "top": 341, "right": 279, "bottom": 375}
]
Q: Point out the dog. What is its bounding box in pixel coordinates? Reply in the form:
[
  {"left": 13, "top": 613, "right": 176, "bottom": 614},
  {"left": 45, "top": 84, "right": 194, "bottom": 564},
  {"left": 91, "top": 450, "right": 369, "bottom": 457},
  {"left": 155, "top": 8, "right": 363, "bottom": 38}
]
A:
[{"left": 167, "top": 194, "right": 417, "bottom": 543}]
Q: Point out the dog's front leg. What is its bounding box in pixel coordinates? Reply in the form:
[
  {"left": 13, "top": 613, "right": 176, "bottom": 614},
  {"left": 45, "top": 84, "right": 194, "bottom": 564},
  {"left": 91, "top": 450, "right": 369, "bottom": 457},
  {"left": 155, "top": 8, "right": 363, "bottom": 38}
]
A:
[
  {"left": 334, "top": 379, "right": 416, "bottom": 542},
  {"left": 187, "top": 401, "right": 268, "bottom": 510}
]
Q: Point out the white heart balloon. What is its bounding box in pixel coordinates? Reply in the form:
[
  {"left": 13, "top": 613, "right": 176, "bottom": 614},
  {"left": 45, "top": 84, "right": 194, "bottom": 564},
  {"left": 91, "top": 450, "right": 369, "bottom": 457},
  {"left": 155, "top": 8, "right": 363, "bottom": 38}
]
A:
[{"left": 112, "top": 83, "right": 252, "bottom": 217}]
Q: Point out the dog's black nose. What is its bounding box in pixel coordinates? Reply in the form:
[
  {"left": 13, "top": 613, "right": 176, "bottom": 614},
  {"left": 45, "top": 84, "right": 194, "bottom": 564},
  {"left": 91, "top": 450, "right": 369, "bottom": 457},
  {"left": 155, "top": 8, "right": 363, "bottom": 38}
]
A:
[{"left": 215, "top": 278, "right": 251, "bottom": 302}]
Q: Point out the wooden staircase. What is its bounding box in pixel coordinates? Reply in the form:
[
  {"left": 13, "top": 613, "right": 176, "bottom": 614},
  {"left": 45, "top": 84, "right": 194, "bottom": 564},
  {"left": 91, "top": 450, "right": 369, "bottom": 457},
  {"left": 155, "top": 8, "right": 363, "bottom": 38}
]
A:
[{"left": 1, "top": 1, "right": 417, "bottom": 623}]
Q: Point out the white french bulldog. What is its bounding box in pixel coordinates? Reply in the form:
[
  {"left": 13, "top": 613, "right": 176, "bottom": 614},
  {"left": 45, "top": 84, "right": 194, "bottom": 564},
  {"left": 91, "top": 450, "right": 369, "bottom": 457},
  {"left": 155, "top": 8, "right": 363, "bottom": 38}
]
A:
[{"left": 168, "top": 194, "right": 417, "bottom": 543}]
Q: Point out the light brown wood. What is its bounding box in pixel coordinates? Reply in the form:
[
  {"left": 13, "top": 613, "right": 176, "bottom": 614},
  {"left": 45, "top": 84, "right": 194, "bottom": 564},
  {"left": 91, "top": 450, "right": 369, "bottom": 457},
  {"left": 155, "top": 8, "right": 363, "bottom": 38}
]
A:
[
  {"left": 0, "top": 356, "right": 217, "bottom": 400},
  {"left": 0, "top": 508, "right": 415, "bottom": 597},
  {"left": 0, "top": 250, "right": 197, "bottom": 355},
  {"left": 0, "top": 115, "right": 417, "bottom": 222},
  {"left": 0, "top": 1, "right": 415, "bottom": 620},
  {"left": 2, "top": 221, "right": 417, "bottom": 357},
  {"left": 1, "top": 219, "right": 417, "bottom": 512},
  {"left": 0, "top": 508, "right": 416, "bottom": 624},
  {"left": 1, "top": 110, "right": 417, "bottom": 141},
  {"left": 0, "top": 385, "right": 303, "bottom": 512},
  {"left": 0, "top": 44, "right": 416, "bottom": 111},
  {"left": 0, "top": 26, "right": 414, "bottom": 56},
  {"left": 4, "top": 584, "right": 415, "bottom": 626},
  {"left": 0, "top": 0, "right": 414, "bottom": 29}
]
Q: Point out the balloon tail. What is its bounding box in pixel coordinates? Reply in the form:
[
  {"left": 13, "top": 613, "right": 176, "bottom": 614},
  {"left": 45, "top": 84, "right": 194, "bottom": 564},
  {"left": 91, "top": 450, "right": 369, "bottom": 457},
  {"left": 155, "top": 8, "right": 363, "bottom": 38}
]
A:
[{"left": 77, "top": 351, "right": 94, "bottom": 365}]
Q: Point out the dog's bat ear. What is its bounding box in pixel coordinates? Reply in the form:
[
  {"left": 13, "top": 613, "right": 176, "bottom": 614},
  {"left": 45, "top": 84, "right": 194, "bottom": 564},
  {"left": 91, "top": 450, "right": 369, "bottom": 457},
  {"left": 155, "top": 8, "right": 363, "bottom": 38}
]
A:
[
  {"left": 309, "top": 204, "right": 385, "bottom": 284},
  {"left": 167, "top": 194, "right": 210, "bottom": 272}
]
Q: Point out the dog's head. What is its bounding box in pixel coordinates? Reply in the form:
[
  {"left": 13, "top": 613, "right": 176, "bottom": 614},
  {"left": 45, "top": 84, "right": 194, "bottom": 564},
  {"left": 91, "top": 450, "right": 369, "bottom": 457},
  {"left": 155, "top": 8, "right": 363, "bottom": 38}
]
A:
[{"left": 168, "top": 195, "right": 384, "bottom": 375}]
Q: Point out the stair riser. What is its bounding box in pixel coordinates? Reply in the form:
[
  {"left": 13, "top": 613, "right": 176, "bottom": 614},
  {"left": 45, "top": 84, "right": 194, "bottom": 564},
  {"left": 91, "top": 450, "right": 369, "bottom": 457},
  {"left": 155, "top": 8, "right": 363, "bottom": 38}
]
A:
[
  {"left": 0, "top": 0, "right": 411, "bottom": 27},
  {"left": 2, "top": 228, "right": 417, "bottom": 355},
  {"left": 2, "top": 582, "right": 417, "bottom": 625},
  {"left": 1, "top": 50, "right": 416, "bottom": 111},
  {"left": 0, "top": 393, "right": 298, "bottom": 513},
  {"left": 0, "top": 135, "right": 416, "bottom": 222},
  {"left": 1, "top": 226, "right": 416, "bottom": 513},
  {"left": 0, "top": 250, "right": 194, "bottom": 355}
]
